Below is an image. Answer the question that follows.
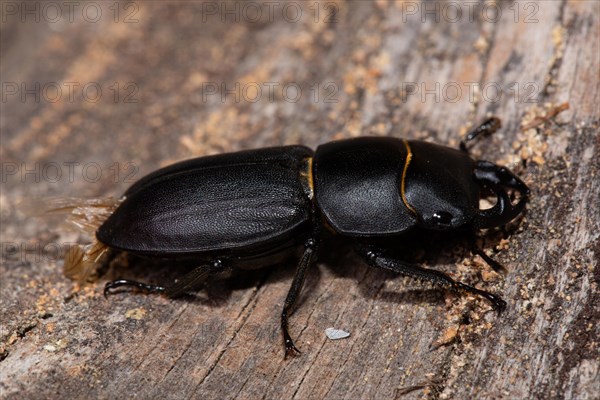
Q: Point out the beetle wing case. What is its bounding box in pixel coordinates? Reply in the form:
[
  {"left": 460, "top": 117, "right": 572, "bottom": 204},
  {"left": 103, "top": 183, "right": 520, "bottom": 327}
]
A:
[
  {"left": 313, "top": 137, "right": 417, "bottom": 236},
  {"left": 97, "top": 146, "right": 314, "bottom": 256}
]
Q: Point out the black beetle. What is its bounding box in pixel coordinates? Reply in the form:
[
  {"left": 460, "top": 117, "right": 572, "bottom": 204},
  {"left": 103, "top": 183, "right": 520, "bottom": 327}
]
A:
[{"left": 81, "top": 117, "right": 529, "bottom": 357}]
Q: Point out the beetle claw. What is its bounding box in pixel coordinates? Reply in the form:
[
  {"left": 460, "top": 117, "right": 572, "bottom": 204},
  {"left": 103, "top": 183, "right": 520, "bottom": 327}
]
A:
[
  {"left": 451, "top": 281, "right": 507, "bottom": 315},
  {"left": 488, "top": 294, "right": 507, "bottom": 315},
  {"left": 474, "top": 289, "right": 507, "bottom": 314},
  {"left": 284, "top": 341, "right": 301, "bottom": 359}
]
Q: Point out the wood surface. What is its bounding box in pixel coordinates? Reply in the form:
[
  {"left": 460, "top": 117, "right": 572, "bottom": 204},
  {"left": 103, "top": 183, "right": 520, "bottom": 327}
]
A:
[{"left": 1, "top": 1, "right": 598, "bottom": 399}]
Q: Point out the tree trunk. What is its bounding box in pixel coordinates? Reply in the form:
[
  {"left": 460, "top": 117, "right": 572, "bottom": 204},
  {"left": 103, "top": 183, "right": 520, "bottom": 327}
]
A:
[{"left": 1, "top": 1, "right": 598, "bottom": 399}]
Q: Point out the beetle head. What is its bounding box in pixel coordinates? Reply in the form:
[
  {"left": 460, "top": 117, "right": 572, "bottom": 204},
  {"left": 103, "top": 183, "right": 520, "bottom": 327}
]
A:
[
  {"left": 403, "top": 142, "right": 482, "bottom": 230},
  {"left": 404, "top": 172, "right": 479, "bottom": 230},
  {"left": 403, "top": 142, "right": 529, "bottom": 231}
]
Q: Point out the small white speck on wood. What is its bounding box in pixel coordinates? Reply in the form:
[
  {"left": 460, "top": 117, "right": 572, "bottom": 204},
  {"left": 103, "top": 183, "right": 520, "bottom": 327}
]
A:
[{"left": 325, "top": 327, "right": 350, "bottom": 340}]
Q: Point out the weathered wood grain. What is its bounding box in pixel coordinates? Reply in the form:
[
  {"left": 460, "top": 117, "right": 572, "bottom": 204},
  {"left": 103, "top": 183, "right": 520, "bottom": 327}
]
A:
[{"left": 1, "top": 1, "right": 598, "bottom": 399}]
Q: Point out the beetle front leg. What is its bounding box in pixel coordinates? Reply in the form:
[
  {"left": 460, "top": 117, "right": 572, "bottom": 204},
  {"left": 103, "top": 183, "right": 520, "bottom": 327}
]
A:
[
  {"left": 460, "top": 117, "right": 501, "bottom": 153},
  {"left": 469, "top": 234, "right": 506, "bottom": 274},
  {"left": 356, "top": 244, "right": 506, "bottom": 313},
  {"left": 281, "top": 235, "right": 319, "bottom": 359}
]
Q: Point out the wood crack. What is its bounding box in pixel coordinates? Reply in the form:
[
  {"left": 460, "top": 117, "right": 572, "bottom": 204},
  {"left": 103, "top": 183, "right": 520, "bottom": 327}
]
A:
[{"left": 540, "top": 0, "right": 569, "bottom": 100}]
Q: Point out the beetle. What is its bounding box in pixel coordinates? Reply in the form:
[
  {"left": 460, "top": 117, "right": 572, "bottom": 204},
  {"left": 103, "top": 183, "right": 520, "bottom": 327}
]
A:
[{"left": 88, "top": 117, "right": 529, "bottom": 357}]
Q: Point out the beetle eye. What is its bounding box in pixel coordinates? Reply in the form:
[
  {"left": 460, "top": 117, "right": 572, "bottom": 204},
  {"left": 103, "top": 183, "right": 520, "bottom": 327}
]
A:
[{"left": 432, "top": 211, "right": 453, "bottom": 225}]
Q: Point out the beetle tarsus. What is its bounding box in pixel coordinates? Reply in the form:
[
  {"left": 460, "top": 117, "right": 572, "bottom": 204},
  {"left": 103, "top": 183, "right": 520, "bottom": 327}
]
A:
[
  {"left": 104, "top": 279, "right": 167, "bottom": 297},
  {"left": 282, "top": 307, "right": 303, "bottom": 358},
  {"left": 283, "top": 323, "right": 302, "bottom": 359},
  {"left": 104, "top": 262, "right": 219, "bottom": 299},
  {"left": 451, "top": 281, "right": 507, "bottom": 314},
  {"left": 285, "top": 344, "right": 301, "bottom": 359}
]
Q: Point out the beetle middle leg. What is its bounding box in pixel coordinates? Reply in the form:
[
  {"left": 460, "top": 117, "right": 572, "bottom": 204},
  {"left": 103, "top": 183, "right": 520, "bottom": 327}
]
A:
[
  {"left": 356, "top": 244, "right": 506, "bottom": 313},
  {"left": 281, "top": 233, "right": 320, "bottom": 358},
  {"left": 104, "top": 260, "right": 223, "bottom": 298}
]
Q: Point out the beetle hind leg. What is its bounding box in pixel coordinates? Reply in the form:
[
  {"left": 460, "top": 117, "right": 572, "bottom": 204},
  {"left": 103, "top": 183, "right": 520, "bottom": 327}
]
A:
[
  {"left": 163, "top": 261, "right": 220, "bottom": 297},
  {"left": 104, "top": 279, "right": 166, "bottom": 296},
  {"left": 104, "top": 261, "right": 218, "bottom": 298},
  {"left": 356, "top": 244, "right": 506, "bottom": 313}
]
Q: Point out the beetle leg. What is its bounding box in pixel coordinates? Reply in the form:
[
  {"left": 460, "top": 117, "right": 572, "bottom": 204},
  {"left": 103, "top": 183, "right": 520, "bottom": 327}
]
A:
[
  {"left": 460, "top": 117, "right": 501, "bottom": 153},
  {"left": 162, "top": 261, "right": 219, "bottom": 297},
  {"left": 104, "top": 279, "right": 166, "bottom": 296},
  {"left": 104, "top": 261, "right": 220, "bottom": 298},
  {"left": 281, "top": 236, "right": 320, "bottom": 359},
  {"left": 469, "top": 234, "right": 506, "bottom": 274},
  {"left": 356, "top": 244, "right": 506, "bottom": 313}
]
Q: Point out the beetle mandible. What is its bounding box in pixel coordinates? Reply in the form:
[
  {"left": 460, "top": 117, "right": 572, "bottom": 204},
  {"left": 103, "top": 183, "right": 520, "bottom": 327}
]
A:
[{"left": 80, "top": 117, "right": 529, "bottom": 357}]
